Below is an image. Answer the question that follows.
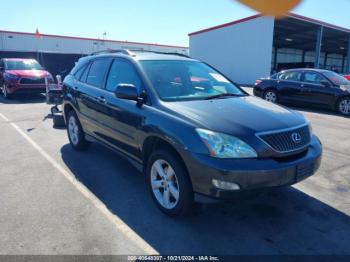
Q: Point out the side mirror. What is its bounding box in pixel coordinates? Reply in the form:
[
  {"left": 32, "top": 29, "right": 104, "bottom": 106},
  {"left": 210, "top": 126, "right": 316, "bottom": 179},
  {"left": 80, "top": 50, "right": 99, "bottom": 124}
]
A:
[
  {"left": 321, "top": 80, "right": 331, "bottom": 87},
  {"left": 115, "top": 84, "right": 139, "bottom": 101}
]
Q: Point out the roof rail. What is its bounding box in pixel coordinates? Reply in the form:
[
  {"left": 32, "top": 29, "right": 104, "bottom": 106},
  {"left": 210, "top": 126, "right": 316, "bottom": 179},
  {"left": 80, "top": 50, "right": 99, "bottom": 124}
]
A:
[
  {"left": 90, "top": 49, "right": 191, "bottom": 58},
  {"left": 128, "top": 50, "right": 191, "bottom": 58},
  {"left": 90, "top": 49, "right": 134, "bottom": 56}
]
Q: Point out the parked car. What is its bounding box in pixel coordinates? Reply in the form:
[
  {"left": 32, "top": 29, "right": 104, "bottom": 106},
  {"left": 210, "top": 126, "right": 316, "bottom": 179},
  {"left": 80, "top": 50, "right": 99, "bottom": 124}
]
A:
[
  {"left": 0, "top": 58, "right": 53, "bottom": 99},
  {"left": 254, "top": 69, "right": 350, "bottom": 116},
  {"left": 62, "top": 51, "right": 322, "bottom": 216}
]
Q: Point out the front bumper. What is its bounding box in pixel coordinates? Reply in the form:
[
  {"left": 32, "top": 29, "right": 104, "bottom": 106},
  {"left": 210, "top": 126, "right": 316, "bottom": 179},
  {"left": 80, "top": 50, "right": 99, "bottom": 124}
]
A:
[
  {"left": 6, "top": 82, "right": 46, "bottom": 94},
  {"left": 182, "top": 135, "right": 322, "bottom": 200}
]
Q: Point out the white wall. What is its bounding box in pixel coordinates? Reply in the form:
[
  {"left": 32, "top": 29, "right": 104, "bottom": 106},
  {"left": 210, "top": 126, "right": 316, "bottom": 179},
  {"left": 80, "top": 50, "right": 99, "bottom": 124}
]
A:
[
  {"left": 189, "top": 16, "right": 275, "bottom": 85},
  {"left": 0, "top": 31, "right": 188, "bottom": 55}
]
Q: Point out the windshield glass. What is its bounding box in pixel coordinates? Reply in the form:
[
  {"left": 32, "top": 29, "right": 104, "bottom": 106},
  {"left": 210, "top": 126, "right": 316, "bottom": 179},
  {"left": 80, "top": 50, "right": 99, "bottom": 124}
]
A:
[
  {"left": 323, "top": 71, "right": 350, "bottom": 85},
  {"left": 140, "top": 60, "right": 245, "bottom": 101},
  {"left": 5, "top": 59, "right": 43, "bottom": 70}
]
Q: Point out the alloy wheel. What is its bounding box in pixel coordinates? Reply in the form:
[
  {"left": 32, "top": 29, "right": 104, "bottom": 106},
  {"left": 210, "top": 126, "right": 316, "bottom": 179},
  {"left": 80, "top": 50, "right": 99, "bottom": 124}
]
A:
[
  {"left": 264, "top": 91, "right": 277, "bottom": 103},
  {"left": 68, "top": 116, "right": 79, "bottom": 145},
  {"left": 150, "top": 159, "right": 180, "bottom": 210},
  {"left": 339, "top": 99, "right": 350, "bottom": 115},
  {"left": 3, "top": 85, "right": 8, "bottom": 98}
]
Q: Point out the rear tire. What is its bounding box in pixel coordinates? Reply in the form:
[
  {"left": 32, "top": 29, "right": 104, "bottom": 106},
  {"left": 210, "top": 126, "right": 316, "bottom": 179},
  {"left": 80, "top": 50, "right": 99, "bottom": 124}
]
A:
[
  {"left": 146, "top": 150, "right": 193, "bottom": 217},
  {"left": 337, "top": 97, "right": 350, "bottom": 116},
  {"left": 66, "top": 110, "right": 91, "bottom": 151},
  {"left": 263, "top": 89, "right": 278, "bottom": 103}
]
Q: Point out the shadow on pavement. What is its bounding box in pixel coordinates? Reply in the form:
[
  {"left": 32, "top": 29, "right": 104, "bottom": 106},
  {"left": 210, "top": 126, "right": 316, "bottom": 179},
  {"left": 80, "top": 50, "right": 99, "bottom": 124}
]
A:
[{"left": 60, "top": 143, "right": 350, "bottom": 255}]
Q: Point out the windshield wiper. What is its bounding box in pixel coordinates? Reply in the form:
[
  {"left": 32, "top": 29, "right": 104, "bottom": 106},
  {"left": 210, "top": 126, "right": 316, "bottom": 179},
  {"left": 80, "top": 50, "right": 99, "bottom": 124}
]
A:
[{"left": 204, "top": 93, "right": 245, "bottom": 100}]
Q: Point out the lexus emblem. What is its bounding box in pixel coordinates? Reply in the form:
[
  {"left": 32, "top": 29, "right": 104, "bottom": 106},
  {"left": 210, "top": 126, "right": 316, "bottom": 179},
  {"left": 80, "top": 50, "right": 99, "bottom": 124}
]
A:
[{"left": 291, "top": 132, "right": 302, "bottom": 144}]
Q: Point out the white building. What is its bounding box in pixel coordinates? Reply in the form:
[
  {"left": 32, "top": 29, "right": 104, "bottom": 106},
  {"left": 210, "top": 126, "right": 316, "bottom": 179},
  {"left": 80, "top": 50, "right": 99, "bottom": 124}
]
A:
[
  {"left": 0, "top": 29, "right": 188, "bottom": 55},
  {"left": 0, "top": 29, "right": 188, "bottom": 76},
  {"left": 189, "top": 13, "right": 350, "bottom": 85}
]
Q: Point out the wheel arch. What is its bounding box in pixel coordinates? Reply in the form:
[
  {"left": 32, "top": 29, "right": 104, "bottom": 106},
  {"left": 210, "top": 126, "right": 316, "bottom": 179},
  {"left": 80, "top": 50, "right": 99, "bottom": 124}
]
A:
[
  {"left": 63, "top": 103, "right": 75, "bottom": 122},
  {"left": 142, "top": 136, "right": 192, "bottom": 184}
]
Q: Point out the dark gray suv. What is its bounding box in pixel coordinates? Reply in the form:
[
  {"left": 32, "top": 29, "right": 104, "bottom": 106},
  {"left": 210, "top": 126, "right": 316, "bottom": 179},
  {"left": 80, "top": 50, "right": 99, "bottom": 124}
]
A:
[{"left": 62, "top": 50, "right": 322, "bottom": 216}]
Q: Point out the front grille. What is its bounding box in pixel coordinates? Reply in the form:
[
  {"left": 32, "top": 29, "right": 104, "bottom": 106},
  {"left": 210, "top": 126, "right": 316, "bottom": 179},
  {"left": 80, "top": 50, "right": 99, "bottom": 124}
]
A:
[
  {"left": 258, "top": 125, "right": 311, "bottom": 153},
  {"left": 20, "top": 78, "right": 45, "bottom": 85}
]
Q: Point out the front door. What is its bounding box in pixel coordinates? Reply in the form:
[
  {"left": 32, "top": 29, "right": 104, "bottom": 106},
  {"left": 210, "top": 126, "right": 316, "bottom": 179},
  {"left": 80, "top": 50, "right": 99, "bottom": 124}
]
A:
[
  {"left": 301, "top": 71, "right": 336, "bottom": 107},
  {"left": 95, "top": 58, "right": 146, "bottom": 161}
]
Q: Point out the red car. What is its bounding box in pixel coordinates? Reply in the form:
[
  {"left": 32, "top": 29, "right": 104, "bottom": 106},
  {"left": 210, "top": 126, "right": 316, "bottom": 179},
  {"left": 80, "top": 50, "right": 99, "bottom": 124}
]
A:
[{"left": 0, "top": 58, "right": 53, "bottom": 99}]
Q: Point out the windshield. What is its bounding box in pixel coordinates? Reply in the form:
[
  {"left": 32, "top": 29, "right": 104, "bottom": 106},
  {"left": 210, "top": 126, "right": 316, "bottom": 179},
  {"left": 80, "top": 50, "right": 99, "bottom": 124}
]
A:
[
  {"left": 140, "top": 60, "right": 245, "bottom": 101},
  {"left": 5, "top": 59, "right": 43, "bottom": 70},
  {"left": 323, "top": 71, "right": 350, "bottom": 85}
]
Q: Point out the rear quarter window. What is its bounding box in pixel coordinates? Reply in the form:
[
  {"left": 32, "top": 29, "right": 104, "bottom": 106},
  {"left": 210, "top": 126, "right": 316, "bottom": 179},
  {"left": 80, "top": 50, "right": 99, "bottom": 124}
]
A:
[{"left": 74, "top": 63, "right": 88, "bottom": 81}]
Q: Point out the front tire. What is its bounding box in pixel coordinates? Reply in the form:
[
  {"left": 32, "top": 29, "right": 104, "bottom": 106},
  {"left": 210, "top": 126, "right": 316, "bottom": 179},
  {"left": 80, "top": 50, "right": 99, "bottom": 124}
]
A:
[
  {"left": 337, "top": 97, "right": 350, "bottom": 116},
  {"left": 146, "top": 150, "right": 193, "bottom": 217},
  {"left": 67, "top": 110, "right": 91, "bottom": 151},
  {"left": 2, "top": 84, "right": 11, "bottom": 99},
  {"left": 263, "top": 89, "right": 278, "bottom": 103}
]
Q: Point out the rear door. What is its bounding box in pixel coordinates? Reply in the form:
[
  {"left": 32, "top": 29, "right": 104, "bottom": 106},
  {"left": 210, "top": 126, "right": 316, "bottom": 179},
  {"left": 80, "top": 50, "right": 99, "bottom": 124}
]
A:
[
  {"left": 276, "top": 71, "right": 303, "bottom": 103},
  {"left": 300, "top": 71, "right": 335, "bottom": 106},
  {"left": 76, "top": 58, "right": 112, "bottom": 136}
]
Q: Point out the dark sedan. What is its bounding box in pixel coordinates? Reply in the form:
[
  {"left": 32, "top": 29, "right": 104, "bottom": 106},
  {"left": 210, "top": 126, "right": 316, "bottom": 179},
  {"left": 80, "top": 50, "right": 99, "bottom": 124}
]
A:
[{"left": 254, "top": 69, "right": 350, "bottom": 116}]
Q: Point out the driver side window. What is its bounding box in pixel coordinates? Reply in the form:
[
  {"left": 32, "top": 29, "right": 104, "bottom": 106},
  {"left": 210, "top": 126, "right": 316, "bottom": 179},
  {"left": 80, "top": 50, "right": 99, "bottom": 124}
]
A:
[
  {"left": 303, "top": 72, "right": 326, "bottom": 84},
  {"left": 106, "top": 60, "right": 141, "bottom": 92}
]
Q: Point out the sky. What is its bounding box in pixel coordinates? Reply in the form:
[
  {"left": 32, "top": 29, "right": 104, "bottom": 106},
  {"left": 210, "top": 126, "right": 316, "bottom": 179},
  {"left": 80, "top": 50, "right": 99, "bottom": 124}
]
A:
[{"left": 1, "top": 0, "right": 350, "bottom": 47}]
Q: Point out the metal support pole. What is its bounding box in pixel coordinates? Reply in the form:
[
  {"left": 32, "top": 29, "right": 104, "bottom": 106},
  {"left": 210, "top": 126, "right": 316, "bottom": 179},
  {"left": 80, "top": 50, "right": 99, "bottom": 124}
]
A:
[
  {"left": 273, "top": 47, "right": 278, "bottom": 72},
  {"left": 324, "top": 53, "right": 328, "bottom": 70},
  {"left": 302, "top": 50, "right": 306, "bottom": 63},
  {"left": 315, "top": 26, "right": 323, "bottom": 69},
  {"left": 346, "top": 35, "right": 350, "bottom": 73},
  {"left": 341, "top": 55, "right": 345, "bottom": 73}
]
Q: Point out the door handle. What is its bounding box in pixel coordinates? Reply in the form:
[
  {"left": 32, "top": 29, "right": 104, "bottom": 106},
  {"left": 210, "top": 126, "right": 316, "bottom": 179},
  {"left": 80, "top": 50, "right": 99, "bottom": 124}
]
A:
[{"left": 97, "top": 96, "right": 106, "bottom": 104}]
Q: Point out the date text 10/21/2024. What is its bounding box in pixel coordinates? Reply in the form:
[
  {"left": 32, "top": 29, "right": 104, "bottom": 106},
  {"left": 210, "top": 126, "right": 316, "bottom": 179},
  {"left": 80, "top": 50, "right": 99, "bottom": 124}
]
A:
[{"left": 127, "top": 256, "right": 220, "bottom": 261}]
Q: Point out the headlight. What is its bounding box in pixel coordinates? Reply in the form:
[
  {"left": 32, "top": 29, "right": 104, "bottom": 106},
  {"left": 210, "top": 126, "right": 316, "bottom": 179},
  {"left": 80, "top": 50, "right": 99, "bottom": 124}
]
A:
[
  {"left": 196, "top": 128, "right": 257, "bottom": 159},
  {"left": 340, "top": 85, "right": 350, "bottom": 92},
  {"left": 5, "top": 73, "right": 19, "bottom": 81}
]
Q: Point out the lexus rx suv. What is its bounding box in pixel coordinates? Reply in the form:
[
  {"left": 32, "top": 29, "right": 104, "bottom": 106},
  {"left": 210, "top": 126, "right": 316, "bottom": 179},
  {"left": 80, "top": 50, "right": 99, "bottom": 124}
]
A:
[
  {"left": 62, "top": 50, "right": 322, "bottom": 216},
  {"left": 254, "top": 69, "right": 350, "bottom": 116},
  {"left": 0, "top": 58, "right": 53, "bottom": 99}
]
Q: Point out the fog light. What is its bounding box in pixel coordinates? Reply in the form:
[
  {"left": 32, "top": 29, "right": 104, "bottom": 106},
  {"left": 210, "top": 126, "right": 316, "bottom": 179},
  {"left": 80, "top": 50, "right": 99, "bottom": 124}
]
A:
[{"left": 212, "top": 179, "right": 241, "bottom": 191}]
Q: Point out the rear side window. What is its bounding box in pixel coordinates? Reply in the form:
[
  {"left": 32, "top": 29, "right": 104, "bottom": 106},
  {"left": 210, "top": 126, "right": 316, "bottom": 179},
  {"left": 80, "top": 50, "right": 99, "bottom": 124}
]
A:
[
  {"left": 86, "top": 59, "right": 111, "bottom": 88},
  {"left": 279, "top": 71, "right": 302, "bottom": 82},
  {"left": 106, "top": 60, "right": 141, "bottom": 92}
]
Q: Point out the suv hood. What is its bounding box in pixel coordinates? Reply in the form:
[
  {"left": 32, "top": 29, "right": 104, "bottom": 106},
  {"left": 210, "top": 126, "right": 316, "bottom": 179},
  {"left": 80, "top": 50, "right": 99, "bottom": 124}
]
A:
[
  {"left": 6, "top": 70, "right": 50, "bottom": 78},
  {"left": 163, "top": 96, "right": 307, "bottom": 137}
]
